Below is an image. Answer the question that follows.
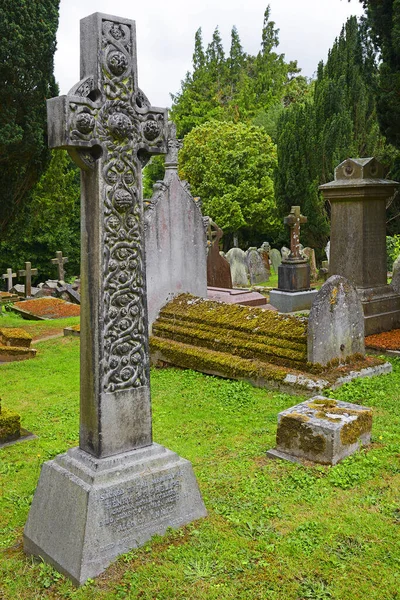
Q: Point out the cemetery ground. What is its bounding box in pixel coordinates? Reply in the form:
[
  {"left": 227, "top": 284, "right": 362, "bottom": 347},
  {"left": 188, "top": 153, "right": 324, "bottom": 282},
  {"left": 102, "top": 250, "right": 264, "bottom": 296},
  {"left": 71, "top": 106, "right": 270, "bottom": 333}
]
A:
[{"left": 0, "top": 315, "right": 399, "bottom": 599}]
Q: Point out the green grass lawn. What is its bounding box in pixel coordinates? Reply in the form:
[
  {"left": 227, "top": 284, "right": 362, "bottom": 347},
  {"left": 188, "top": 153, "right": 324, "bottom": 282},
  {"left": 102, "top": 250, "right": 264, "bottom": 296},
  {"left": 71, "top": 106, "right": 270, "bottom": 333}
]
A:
[{"left": 0, "top": 329, "right": 399, "bottom": 599}]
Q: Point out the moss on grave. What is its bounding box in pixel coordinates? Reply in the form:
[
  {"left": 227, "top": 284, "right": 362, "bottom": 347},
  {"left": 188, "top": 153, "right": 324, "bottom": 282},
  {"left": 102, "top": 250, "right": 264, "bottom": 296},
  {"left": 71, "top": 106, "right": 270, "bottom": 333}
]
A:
[
  {"left": 277, "top": 413, "right": 326, "bottom": 455},
  {"left": 340, "top": 409, "right": 372, "bottom": 445},
  {"left": 0, "top": 406, "right": 21, "bottom": 443}
]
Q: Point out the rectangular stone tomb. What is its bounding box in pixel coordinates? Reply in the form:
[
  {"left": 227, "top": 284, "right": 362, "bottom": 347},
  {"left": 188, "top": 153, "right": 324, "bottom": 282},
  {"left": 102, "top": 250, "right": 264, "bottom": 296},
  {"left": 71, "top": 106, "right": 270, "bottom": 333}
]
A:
[
  {"left": 24, "top": 443, "right": 206, "bottom": 585},
  {"left": 269, "top": 289, "right": 317, "bottom": 313},
  {"left": 267, "top": 396, "right": 372, "bottom": 465},
  {"left": 0, "top": 327, "right": 32, "bottom": 348}
]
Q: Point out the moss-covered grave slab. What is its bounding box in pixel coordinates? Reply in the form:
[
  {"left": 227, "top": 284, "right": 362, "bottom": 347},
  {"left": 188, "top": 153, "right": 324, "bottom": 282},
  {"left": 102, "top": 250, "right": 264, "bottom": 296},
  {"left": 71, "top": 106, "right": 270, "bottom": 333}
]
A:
[
  {"left": 150, "top": 294, "right": 390, "bottom": 394},
  {"left": 0, "top": 327, "right": 32, "bottom": 348},
  {"left": 0, "top": 405, "right": 21, "bottom": 444},
  {"left": 63, "top": 324, "right": 80, "bottom": 337},
  {"left": 12, "top": 297, "right": 80, "bottom": 320},
  {"left": 267, "top": 396, "right": 372, "bottom": 465}
]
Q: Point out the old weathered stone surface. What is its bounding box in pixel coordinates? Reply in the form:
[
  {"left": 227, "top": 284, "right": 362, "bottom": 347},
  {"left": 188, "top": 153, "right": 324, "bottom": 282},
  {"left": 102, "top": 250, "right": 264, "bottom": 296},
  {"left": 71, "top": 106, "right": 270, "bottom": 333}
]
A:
[
  {"left": 302, "top": 247, "right": 318, "bottom": 281},
  {"left": 206, "top": 220, "right": 232, "bottom": 289},
  {"left": 207, "top": 286, "right": 269, "bottom": 307},
  {"left": 320, "top": 157, "right": 400, "bottom": 335},
  {"left": 0, "top": 399, "right": 21, "bottom": 444},
  {"left": 246, "top": 247, "right": 269, "bottom": 284},
  {"left": 267, "top": 396, "right": 372, "bottom": 465},
  {"left": 0, "top": 328, "right": 32, "bottom": 348},
  {"left": 2, "top": 268, "right": 16, "bottom": 292},
  {"left": 24, "top": 12, "right": 206, "bottom": 585},
  {"left": 307, "top": 275, "right": 365, "bottom": 365},
  {"left": 269, "top": 248, "right": 282, "bottom": 274},
  {"left": 269, "top": 289, "right": 317, "bottom": 313},
  {"left": 258, "top": 242, "right": 271, "bottom": 276},
  {"left": 17, "top": 263, "right": 38, "bottom": 298},
  {"left": 226, "top": 248, "right": 249, "bottom": 286},
  {"left": 51, "top": 251, "right": 68, "bottom": 282},
  {"left": 145, "top": 123, "right": 207, "bottom": 329},
  {"left": 278, "top": 262, "right": 311, "bottom": 292}
]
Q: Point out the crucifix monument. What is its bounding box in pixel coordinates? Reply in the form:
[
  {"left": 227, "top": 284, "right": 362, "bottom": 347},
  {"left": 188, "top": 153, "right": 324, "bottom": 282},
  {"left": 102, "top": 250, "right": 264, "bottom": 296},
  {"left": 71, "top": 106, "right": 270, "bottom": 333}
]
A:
[
  {"left": 18, "top": 262, "right": 38, "bottom": 297},
  {"left": 51, "top": 251, "right": 68, "bottom": 282},
  {"left": 24, "top": 13, "right": 206, "bottom": 585},
  {"left": 269, "top": 206, "right": 317, "bottom": 312},
  {"left": 2, "top": 268, "right": 16, "bottom": 292}
]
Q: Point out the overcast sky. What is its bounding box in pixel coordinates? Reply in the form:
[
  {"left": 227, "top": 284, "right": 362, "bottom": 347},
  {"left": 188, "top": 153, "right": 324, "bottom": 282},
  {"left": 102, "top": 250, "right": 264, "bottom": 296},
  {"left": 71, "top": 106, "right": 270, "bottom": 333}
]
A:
[{"left": 54, "top": 0, "right": 364, "bottom": 108}]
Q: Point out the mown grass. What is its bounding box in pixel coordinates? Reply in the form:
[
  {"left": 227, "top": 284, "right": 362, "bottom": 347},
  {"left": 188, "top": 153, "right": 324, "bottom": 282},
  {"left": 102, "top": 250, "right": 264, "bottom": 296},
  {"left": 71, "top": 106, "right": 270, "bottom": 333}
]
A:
[{"left": 0, "top": 329, "right": 399, "bottom": 599}]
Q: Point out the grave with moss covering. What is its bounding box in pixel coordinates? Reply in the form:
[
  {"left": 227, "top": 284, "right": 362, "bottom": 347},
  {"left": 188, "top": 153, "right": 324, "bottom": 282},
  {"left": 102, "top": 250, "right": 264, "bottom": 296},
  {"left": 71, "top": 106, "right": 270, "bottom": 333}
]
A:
[
  {"left": 0, "top": 398, "right": 20, "bottom": 444},
  {"left": 150, "top": 294, "right": 391, "bottom": 394},
  {"left": 0, "top": 327, "right": 37, "bottom": 362}
]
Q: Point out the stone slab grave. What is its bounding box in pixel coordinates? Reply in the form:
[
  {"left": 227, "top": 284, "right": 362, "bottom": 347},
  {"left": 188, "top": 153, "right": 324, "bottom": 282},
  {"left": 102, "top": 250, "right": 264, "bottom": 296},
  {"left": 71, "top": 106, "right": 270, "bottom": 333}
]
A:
[
  {"left": 0, "top": 397, "right": 36, "bottom": 449},
  {"left": 0, "top": 328, "right": 37, "bottom": 362},
  {"left": 320, "top": 157, "right": 400, "bottom": 335},
  {"left": 12, "top": 297, "right": 80, "bottom": 320},
  {"left": 246, "top": 247, "right": 269, "bottom": 284},
  {"left": 24, "top": 13, "right": 206, "bottom": 586},
  {"left": 207, "top": 286, "right": 270, "bottom": 308},
  {"left": 225, "top": 247, "right": 250, "bottom": 286},
  {"left": 267, "top": 396, "right": 372, "bottom": 465},
  {"left": 64, "top": 324, "right": 81, "bottom": 337},
  {"left": 270, "top": 206, "right": 317, "bottom": 313},
  {"left": 206, "top": 218, "right": 232, "bottom": 289},
  {"left": 144, "top": 122, "right": 207, "bottom": 330},
  {"left": 150, "top": 294, "right": 390, "bottom": 394}
]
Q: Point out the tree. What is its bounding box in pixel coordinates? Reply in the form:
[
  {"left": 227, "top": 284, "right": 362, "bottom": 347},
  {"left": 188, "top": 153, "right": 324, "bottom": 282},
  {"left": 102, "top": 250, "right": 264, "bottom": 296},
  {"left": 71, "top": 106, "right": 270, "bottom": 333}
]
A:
[
  {"left": 0, "top": 0, "right": 60, "bottom": 235},
  {"left": 178, "top": 121, "right": 282, "bottom": 247}
]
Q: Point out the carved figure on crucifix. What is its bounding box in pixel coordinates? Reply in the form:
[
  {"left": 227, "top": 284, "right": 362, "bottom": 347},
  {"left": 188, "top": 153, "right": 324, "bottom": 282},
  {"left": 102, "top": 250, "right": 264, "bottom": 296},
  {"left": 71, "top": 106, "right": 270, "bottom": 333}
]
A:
[
  {"left": 18, "top": 262, "right": 38, "bottom": 297},
  {"left": 51, "top": 251, "right": 68, "bottom": 283},
  {"left": 2, "top": 268, "right": 16, "bottom": 292},
  {"left": 283, "top": 206, "right": 307, "bottom": 262}
]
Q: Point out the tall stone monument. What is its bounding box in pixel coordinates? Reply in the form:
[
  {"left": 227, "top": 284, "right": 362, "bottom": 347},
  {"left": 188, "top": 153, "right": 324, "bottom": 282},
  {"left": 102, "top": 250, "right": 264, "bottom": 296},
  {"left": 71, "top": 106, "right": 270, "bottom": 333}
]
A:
[
  {"left": 24, "top": 13, "right": 206, "bottom": 585},
  {"left": 320, "top": 158, "right": 400, "bottom": 335},
  {"left": 269, "top": 206, "right": 317, "bottom": 312},
  {"left": 145, "top": 122, "right": 207, "bottom": 329}
]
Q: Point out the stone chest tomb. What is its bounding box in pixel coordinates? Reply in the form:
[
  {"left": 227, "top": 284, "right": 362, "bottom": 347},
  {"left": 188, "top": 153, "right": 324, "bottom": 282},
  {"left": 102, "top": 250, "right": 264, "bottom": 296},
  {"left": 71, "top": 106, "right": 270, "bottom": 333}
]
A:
[{"left": 24, "top": 13, "right": 206, "bottom": 585}]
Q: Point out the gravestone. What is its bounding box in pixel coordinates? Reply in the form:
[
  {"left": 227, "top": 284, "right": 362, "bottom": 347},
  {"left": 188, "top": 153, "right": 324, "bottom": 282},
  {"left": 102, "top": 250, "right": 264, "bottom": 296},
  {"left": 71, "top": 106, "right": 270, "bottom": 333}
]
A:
[
  {"left": 269, "top": 248, "right": 282, "bottom": 274},
  {"left": 320, "top": 158, "right": 400, "bottom": 335},
  {"left": 307, "top": 275, "right": 365, "bottom": 366},
  {"left": 2, "top": 268, "right": 16, "bottom": 292},
  {"left": 18, "top": 262, "right": 38, "bottom": 298},
  {"left": 24, "top": 13, "right": 206, "bottom": 585},
  {"left": 246, "top": 247, "right": 269, "bottom": 285},
  {"left": 51, "top": 251, "right": 68, "bottom": 282},
  {"left": 391, "top": 256, "right": 400, "bottom": 294},
  {"left": 226, "top": 247, "right": 249, "bottom": 287},
  {"left": 258, "top": 242, "right": 271, "bottom": 276},
  {"left": 302, "top": 247, "right": 318, "bottom": 282},
  {"left": 206, "top": 218, "right": 232, "bottom": 289},
  {"left": 145, "top": 122, "right": 207, "bottom": 329},
  {"left": 270, "top": 207, "right": 317, "bottom": 312}
]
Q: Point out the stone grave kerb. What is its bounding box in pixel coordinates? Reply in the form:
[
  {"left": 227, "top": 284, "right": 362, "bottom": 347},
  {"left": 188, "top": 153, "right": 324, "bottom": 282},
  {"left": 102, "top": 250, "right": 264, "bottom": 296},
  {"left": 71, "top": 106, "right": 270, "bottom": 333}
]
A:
[{"left": 47, "top": 13, "right": 169, "bottom": 458}]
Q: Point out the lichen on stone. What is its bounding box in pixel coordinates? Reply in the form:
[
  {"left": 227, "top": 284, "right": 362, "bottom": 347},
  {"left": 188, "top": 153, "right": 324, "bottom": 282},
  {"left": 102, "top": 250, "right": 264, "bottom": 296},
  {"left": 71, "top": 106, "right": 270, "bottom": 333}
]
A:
[{"left": 277, "top": 413, "right": 326, "bottom": 454}]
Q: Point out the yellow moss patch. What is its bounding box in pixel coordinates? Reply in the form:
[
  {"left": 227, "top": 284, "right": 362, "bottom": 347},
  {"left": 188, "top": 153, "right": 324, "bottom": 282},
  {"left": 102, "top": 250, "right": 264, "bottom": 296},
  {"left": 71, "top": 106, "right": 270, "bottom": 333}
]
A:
[
  {"left": 0, "top": 406, "right": 21, "bottom": 442},
  {"left": 340, "top": 410, "right": 372, "bottom": 445}
]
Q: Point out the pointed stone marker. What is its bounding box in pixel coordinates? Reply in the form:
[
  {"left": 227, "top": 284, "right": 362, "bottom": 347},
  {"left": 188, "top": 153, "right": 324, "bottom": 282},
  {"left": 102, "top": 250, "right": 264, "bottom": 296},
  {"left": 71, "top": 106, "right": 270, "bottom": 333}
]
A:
[{"left": 24, "top": 13, "right": 206, "bottom": 585}]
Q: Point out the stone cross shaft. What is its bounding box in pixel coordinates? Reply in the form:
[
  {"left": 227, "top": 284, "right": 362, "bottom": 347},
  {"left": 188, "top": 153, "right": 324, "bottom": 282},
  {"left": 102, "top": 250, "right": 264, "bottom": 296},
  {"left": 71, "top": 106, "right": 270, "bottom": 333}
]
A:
[
  {"left": 51, "top": 251, "right": 68, "bottom": 282},
  {"left": 18, "top": 263, "right": 38, "bottom": 297},
  {"left": 284, "top": 206, "right": 307, "bottom": 261},
  {"left": 2, "top": 268, "right": 16, "bottom": 292},
  {"left": 47, "top": 13, "right": 168, "bottom": 458}
]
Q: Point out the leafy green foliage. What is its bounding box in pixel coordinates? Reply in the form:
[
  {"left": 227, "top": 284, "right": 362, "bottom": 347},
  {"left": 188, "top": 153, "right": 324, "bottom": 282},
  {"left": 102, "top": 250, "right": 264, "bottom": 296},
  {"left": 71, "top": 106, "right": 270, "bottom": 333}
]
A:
[
  {"left": 0, "top": 0, "right": 59, "bottom": 234},
  {"left": 0, "top": 150, "right": 80, "bottom": 283},
  {"left": 179, "top": 120, "right": 282, "bottom": 246}
]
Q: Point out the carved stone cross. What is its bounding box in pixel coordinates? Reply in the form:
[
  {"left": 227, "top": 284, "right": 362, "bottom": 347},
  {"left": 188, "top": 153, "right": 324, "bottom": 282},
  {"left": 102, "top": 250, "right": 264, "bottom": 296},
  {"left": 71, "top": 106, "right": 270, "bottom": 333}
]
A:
[
  {"left": 47, "top": 13, "right": 168, "bottom": 458},
  {"left": 18, "top": 262, "right": 38, "bottom": 297},
  {"left": 51, "top": 251, "right": 68, "bottom": 282},
  {"left": 284, "top": 206, "right": 307, "bottom": 261},
  {"left": 2, "top": 268, "right": 16, "bottom": 292}
]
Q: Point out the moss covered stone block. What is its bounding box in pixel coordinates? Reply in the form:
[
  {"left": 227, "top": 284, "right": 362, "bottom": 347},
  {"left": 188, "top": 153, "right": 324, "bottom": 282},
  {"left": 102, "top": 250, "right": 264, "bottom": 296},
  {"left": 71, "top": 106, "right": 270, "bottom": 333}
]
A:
[
  {"left": 0, "top": 327, "right": 32, "bottom": 348},
  {"left": 0, "top": 406, "right": 21, "bottom": 443},
  {"left": 267, "top": 396, "right": 372, "bottom": 465}
]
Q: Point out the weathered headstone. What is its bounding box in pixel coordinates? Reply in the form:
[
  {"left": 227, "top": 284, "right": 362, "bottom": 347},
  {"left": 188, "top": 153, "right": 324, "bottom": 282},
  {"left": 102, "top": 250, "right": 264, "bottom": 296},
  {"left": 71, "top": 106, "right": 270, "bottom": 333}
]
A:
[
  {"left": 267, "top": 396, "right": 372, "bottom": 465},
  {"left": 51, "top": 251, "right": 68, "bottom": 282},
  {"left": 320, "top": 158, "right": 400, "bottom": 335},
  {"left": 145, "top": 122, "right": 207, "bottom": 329},
  {"left": 2, "top": 268, "right": 16, "bottom": 292},
  {"left": 269, "top": 248, "right": 282, "bottom": 275},
  {"left": 307, "top": 275, "right": 365, "bottom": 365},
  {"left": 206, "top": 218, "right": 232, "bottom": 289},
  {"left": 246, "top": 247, "right": 269, "bottom": 285},
  {"left": 226, "top": 247, "right": 250, "bottom": 287},
  {"left": 18, "top": 262, "right": 38, "bottom": 298},
  {"left": 302, "top": 247, "right": 318, "bottom": 282},
  {"left": 24, "top": 13, "right": 206, "bottom": 585},
  {"left": 258, "top": 242, "right": 271, "bottom": 276},
  {"left": 270, "top": 207, "right": 317, "bottom": 312}
]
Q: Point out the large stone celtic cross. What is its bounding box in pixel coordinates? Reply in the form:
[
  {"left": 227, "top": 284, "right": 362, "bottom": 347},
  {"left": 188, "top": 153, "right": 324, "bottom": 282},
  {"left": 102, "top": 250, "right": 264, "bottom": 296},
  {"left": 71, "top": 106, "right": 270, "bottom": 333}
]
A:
[{"left": 48, "top": 13, "right": 168, "bottom": 458}]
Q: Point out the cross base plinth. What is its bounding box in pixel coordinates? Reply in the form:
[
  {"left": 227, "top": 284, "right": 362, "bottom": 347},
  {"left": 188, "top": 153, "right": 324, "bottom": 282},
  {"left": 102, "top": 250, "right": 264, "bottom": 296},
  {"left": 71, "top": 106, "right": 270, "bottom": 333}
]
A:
[
  {"left": 278, "top": 261, "right": 311, "bottom": 292},
  {"left": 24, "top": 443, "right": 207, "bottom": 586},
  {"left": 356, "top": 284, "right": 400, "bottom": 336}
]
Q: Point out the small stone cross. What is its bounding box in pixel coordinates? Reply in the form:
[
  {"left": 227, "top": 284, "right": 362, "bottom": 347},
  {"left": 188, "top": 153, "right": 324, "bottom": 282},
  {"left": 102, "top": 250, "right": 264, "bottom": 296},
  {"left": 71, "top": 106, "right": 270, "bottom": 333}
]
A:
[
  {"left": 2, "top": 268, "right": 16, "bottom": 292},
  {"left": 51, "top": 251, "right": 69, "bottom": 282},
  {"left": 18, "top": 262, "right": 38, "bottom": 297},
  {"left": 164, "top": 121, "right": 182, "bottom": 172},
  {"left": 47, "top": 12, "right": 168, "bottom": 458},
  {"left": 284, "top": 206, "right": 307, "bottom": 261}
]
